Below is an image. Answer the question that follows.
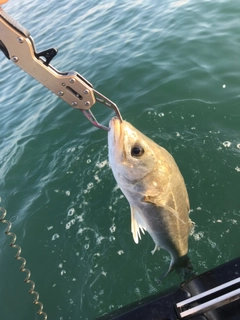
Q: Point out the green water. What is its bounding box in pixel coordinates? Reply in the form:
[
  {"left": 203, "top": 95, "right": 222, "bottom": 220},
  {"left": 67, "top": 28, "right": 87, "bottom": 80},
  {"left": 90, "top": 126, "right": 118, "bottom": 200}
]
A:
[{"left": 1, "top": 0, "right": 240, "bottom": 319}]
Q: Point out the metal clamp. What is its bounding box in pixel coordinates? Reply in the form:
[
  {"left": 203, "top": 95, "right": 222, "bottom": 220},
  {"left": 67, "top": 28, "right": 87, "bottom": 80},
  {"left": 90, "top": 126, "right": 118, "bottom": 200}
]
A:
[{"left": 0, "top": 7, "right": 122, "bottom": 130}]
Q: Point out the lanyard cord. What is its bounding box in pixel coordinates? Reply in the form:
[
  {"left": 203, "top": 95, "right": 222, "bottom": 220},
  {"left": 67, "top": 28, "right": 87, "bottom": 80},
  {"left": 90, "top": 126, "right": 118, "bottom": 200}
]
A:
[{"left": 0, "top": 207, "right": 47, "bottom": 320}]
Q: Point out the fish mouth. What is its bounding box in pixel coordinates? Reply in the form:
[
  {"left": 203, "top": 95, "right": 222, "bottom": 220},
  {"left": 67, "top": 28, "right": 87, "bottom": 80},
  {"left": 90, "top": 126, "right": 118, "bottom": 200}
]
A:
[
  {"left": 109, "top": 117, "right": 122, "bottom": 143},
  {"left": 109, "top": 116, "right": 121, "bottom": 129},
  {"left": 108, "top": 117, "right": 126, "bottom": 161}
]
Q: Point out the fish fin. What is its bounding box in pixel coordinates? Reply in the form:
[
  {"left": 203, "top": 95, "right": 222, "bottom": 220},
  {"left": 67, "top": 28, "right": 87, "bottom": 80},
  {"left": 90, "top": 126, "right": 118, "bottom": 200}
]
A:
[
  {"left": 143, "top": 196, "right": 186, "bottom": 225},
  {"left": 164, "top": 205, "right": 186, "bottom": 224},
  {"left": 151, "top": 244, "right": 160, "bottom": 255},
  {"left": 189, "top": 218, "right": 196, "bottom": 235},
  {"left": 162, "top": 255, "right": 194, "bottom": 281},
  {"left": 130, "top": 207, "right": 146, "bottom": 244}
]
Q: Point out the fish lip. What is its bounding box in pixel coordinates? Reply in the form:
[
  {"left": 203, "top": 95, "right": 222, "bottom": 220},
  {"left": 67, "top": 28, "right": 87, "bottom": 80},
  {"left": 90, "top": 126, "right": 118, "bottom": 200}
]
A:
[
  {"left": 109, "top": 117, "right": 122, "bottom": 141},
  {"left": 109, "top": 116, "right": 120, "bottom": 130},
  {"left": 108, "top": 116, "right": 124, "bottom": 161}
]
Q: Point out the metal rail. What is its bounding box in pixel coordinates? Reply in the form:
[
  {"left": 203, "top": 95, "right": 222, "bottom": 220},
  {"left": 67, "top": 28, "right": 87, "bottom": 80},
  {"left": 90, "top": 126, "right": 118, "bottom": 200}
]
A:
[{"left": 176, "top": 277, "right": 240, "bottom": 318}]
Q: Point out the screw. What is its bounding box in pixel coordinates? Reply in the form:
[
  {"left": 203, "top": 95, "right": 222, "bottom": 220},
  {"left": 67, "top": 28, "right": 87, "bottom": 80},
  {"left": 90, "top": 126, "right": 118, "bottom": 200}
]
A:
[
  {"left": 69, "top": 78, "right": 75, "bottom": 83},
  {"left": 62, "top": 83, "right": 66, "bottom": 87},
  {"left": 83, "top": 89, "right": 89, "bottom": 94},
  {"left": 17, "top": 37, "right": 23, "bottom": 43},
  {"left": 58, "top": 91, "right": 64, "bottom": 96},
  {"left": 71, "top": 102, "right": 78, "bottom": 107},
  {"left": 85, "top": 101, "right": 90, "bottom": 107},
  {"left": 11, "top": 56, "right": 19, "bottom": 62}
]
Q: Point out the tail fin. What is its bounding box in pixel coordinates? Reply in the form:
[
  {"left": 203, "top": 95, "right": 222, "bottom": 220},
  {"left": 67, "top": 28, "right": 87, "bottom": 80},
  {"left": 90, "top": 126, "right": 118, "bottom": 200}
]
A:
[{"left": 162, "top": 255, "right": 195, "bottom": 281}]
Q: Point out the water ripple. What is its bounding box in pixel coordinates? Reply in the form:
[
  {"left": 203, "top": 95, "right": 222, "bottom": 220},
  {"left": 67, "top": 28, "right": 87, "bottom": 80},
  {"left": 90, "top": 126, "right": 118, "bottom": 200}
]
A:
[{"left": 1, "top": 0, "right": 240, "bottom": 319}]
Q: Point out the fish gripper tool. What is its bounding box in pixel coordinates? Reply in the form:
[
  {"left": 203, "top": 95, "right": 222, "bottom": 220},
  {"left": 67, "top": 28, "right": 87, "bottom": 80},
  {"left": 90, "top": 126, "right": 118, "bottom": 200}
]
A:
[{"left": 0, "top": 6, "right": 122, "bottom": 131}]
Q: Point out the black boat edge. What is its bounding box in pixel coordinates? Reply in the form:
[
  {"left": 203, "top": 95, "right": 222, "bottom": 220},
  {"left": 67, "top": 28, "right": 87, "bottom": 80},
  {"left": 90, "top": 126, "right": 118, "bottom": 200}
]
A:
[{"left": 97, "top": 257, "right": 240, "bottom": 320}]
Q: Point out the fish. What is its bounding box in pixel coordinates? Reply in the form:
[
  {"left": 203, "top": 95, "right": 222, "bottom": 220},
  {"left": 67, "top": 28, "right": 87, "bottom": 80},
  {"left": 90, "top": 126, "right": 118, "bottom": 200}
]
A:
[{"left": 108, "top": 117, "right": 194, "bottom": 276}]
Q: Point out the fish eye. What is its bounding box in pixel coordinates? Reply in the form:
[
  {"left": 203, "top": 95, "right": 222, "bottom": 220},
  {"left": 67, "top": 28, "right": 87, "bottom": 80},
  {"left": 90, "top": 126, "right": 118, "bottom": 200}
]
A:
[{"left": 131, "top": 145, "right": 144, "bottom": 157}]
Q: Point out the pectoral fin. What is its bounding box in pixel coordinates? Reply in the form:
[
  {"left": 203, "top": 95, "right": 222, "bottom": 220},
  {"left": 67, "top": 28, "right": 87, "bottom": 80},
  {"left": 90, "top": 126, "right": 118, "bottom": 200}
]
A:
[
  {"left": 131, "top": 206, "right": 146, "bottom": 244},
  {"left": 143, "top": 196, "right": 186, "bottom": 225}
]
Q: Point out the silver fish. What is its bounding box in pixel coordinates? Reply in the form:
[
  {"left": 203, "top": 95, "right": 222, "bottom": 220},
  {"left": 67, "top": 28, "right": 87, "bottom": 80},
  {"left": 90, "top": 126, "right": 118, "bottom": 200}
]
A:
[{"left": 108, "top": 117, "right": 193, "bottom": 275}]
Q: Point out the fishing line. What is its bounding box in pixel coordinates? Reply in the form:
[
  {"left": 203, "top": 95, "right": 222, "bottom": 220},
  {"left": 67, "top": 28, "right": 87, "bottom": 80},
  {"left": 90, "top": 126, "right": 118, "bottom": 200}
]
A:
[{"left": 0, "top": 207, "right": 47, "bottom": 320}]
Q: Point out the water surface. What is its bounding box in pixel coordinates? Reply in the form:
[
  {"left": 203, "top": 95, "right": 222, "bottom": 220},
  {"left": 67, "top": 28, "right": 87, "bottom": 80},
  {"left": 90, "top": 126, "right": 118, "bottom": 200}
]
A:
[{"left": 0, "top": 0, "right": 240, "bottom": 319}]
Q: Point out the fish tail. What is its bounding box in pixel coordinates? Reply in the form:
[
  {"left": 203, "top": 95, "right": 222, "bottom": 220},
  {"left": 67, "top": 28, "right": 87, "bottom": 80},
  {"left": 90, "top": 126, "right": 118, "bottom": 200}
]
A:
[{"left": 162, "top": 255, "right": 195, "bottom": 280}]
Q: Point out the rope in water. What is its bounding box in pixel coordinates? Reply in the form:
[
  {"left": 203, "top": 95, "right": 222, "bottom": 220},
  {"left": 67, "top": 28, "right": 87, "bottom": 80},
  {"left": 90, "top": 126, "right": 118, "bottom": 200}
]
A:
[{"left": 0, "top": 207, "right": 47, "bottom": 319}]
